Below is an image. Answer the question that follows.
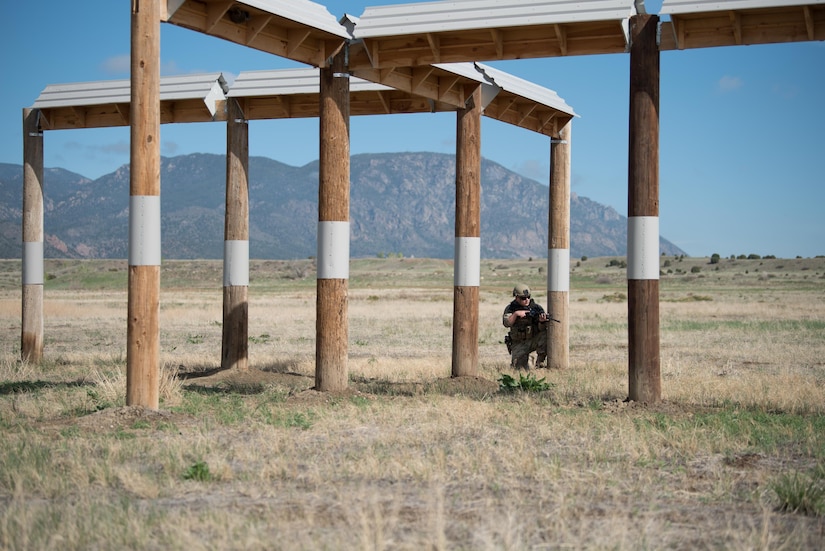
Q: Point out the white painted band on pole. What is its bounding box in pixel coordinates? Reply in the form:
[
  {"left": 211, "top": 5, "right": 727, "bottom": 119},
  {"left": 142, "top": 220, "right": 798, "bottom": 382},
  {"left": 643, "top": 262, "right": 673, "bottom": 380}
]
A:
[
  {"left": 548, "top": 248, "right": 570, "bottom": 292},
  {"left": 223, "top": 240, "right": 249, "bottom": 286},
  {"left": 317, "top": 221, "right": 349, "bottom": 280},
  {"left": 129, "top": 195, "right": 161, "bottom": 266},
  {"left": 627, "top": 216, "right": 660, "bottom": 280},
  {"left": 454, "top": 236, "right": 480, "bottom": 287},
  {"left": 22, "top": 241, "right": 44, "bottom": 285}
]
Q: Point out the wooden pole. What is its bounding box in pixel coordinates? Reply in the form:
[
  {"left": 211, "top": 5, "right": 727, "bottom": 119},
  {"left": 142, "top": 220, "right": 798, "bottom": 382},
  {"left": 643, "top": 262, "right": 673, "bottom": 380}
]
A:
[
  {"left": 127, "top": 0, "right": 161, "bottom": 409},
  {"left": 548, "top": 122, "right": 571, "bottom": 370},
  {"left": 21, "top": 108, "right": 44, "bottom": 364},
  {"left": 627, "top": 13, "right": 662, "bottom": 403},
  {"left": 316, "top": 49, "right": 350, "bottom": 392},
  {"left": 452, "top": 85, "right": 482, "bottom": 378},
  {"left": 222, "top": 98, "right": 249, "bottom": 371}
]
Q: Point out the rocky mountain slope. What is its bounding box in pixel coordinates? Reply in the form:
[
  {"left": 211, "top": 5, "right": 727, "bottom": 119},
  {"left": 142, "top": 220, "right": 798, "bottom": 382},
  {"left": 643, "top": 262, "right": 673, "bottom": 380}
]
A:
[{"left": 0, "top": 152, "right": 686, "bottom": 259}]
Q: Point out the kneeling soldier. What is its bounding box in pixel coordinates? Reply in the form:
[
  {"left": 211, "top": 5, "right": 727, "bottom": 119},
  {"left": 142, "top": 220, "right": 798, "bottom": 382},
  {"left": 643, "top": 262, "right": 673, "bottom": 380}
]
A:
[{"left": 502, "top": 283, "right": 548, "bottom": 370}]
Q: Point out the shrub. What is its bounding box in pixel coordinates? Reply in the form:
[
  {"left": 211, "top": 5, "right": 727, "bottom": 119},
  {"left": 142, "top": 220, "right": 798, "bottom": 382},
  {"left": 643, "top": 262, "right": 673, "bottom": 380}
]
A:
[
  {"left": 183, "top": 461, "right": 212, "bottom": 482},
  {"left": 691, "top": 266, "right": 701, "bottom": 273},
  {"left": 772, "top": 471, "right": 824, "bottom": 516},
  {"left": 499, "top": 373, "right": 552, "bottom": 392},
  {"left": 710, "top": 253, "right": 720, "bottom": 264}
]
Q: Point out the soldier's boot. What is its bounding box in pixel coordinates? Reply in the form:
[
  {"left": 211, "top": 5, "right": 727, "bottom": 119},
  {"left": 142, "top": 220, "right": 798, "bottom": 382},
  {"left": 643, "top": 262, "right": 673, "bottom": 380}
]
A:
[{"left": 513, "top": 355, "right": 530, "bottom": 370}]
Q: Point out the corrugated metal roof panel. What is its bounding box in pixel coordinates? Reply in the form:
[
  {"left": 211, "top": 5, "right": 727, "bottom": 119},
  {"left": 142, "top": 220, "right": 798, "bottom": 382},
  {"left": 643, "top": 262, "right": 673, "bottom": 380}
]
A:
[
  {"left": 171, "top": 0, "right": 351, "bottom": 38},
  {"left": 228, "top": 68, "right": 391, "bottom": 98},
  {"left": 33, "top": 73, "right": 228, "bottom": 108},
  {"left": 661, "top": 0, "right": 822, "bottom": 15},
  {"left": 244, "top": 0, "right": 351, "bottom": 37},
  {"left": 354, "top": 0, "right": 636, "bottom": 38},
  {"left": 659, "top": 0, "right": 824, "bottom": 49},
  {"left": 471, "top": 63, "right": 577, "bottom": 117}
]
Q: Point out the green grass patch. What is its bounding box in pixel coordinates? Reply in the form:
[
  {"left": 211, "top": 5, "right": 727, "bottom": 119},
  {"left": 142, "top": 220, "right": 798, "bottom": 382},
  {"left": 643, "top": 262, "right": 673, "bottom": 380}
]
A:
[
  {"left": 499, "top": 373, "right": 553, "bottom": 392},
  {"left": 182, "top": 460, "right": 212, "bottom": 482},
  {"left": 772, "top": 470, "right": 825, "bottom": 516}
]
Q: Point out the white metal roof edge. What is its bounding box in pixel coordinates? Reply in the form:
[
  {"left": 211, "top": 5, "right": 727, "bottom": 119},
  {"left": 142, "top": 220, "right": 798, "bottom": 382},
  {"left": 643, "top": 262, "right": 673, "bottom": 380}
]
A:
[
  {"left": 230, "top": 0, "right": 352, "bottom": 38},
  {"left": 228, "top": 68, "right": 390, "bottom": 98},
  {"left": 660, "top": 0, "right": 824, "bottom": 15},
  {"left": 32, "top": 73, "right": 227, "bottom": 109},
  {"left": 441, "top": 62, "right": 578, "bottom": 118},
  {"left": 354, "top": 0, "right": 638, "bottom": 38}
]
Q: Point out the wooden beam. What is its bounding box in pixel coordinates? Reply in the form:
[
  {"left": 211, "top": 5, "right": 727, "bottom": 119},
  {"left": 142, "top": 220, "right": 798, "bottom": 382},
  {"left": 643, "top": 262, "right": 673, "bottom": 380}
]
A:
[
  {"left": 222, "top": 98, "right": 249, "bottom": 372},
  {"left": 438, "top": 75, "right": 461, "bottom": 102},
  {"left": 729, "top": 11, "right": 743, "bottom": 44},
  {"left": 548, "top": 123, "right": 571, "bottom": 370},
  {"left": 490, "top": 28, "right": 504, "bottom": 58},
  {"left": 376, "top": 90, "right": 391, "bottom": 114},
  {"left": 316, "top": 49, "right": 350, "bottom": 392},
  {"left": 69, "top": 106, "right": 87, "bottom": 127},
  {"left": 206, "top": 1, "right": 233, "bottom": 34},
  {"left": 164, "top": 1, "right": 345, "bottom": 68},
  {"left": 554, "top": 24, "right": 568, "bottom": 56},
  {"left": 452, "top": 86, "right": 482, "bottom": 378},
  {"left": 803, "top": 6, "right": 815, "bottom": 40},
  {"left": 411, "top": 66, "right": 434, "bottom": 93},
  {"left": 22, "top": 108, "right": 44, "bottom": 364},
  {"left": 516, "top": 103, "right": 537, "bottom": 126},
  {"left": 537, "top": 111, "right": 559, "bottom": 135},
  {"left": 426, "top": 33, "right": 441, "bottom": 62},
  {"left": 127, "top": 0, "right": 161, "bottom": 410},
  {"left": 115, "top": 103, "right": 131, "bottom": 125},
  {"left": 246, "top": 14, "right": 271, "bottom": 45},
  {"left": 627, "top": 14, "right": 661, "bottom": 404},
  {"left": 288, "top": 28, "right": 312, "bottom": 58}
]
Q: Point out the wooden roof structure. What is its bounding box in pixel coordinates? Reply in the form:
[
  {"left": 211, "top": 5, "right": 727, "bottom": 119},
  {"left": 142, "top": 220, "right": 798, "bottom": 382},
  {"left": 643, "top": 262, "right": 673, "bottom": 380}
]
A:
[
  {"left": 30, "top": 63, "right": 575, "bottom": 137},
  {"left": 161, "top": 0, "right": 565, "bottom": 114},
  {"left": 163, "top": 0, "right": 350, "bottom": 67},
  {"left": 160, "top": 0, "right": 824, "bottom": 123},
  {"left": 659, "top": 0, "right": 825, "bottom": 50},
  {"left": 349, "top": 0, "right": 636, "bottom": 67},
  {"left": 228, "top": 63, "right": 576, "bottom": 136},
  {"left": 349, "top": 0, "right": 823, "bottom": 62},
  {"left": 31, "top": 73, "right": 228, "bottom": 130}
]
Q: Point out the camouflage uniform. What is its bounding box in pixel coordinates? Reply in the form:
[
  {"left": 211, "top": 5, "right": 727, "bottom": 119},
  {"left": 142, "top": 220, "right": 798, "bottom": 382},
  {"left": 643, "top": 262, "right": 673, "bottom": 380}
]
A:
[{"left": 502, "top": 286, "right": 548, "bottom": 370}]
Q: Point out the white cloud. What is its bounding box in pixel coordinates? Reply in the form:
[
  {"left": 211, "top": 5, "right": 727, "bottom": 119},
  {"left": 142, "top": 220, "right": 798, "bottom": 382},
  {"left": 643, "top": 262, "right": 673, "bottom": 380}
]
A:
[
  {"left": 101, "top": 55, "right": 130, "bottom": 76},
  {"left": 162, "top": 141, "right": 180, "bottom": 155},
  {"left": 717, "top": 75, "right": 743, "bottom": 93},
  {"left": 512, "top": 159, "right": 548, "bottom": 182},
  {"left": 98, "top": 141, "right": 131, "bottom": 155}
]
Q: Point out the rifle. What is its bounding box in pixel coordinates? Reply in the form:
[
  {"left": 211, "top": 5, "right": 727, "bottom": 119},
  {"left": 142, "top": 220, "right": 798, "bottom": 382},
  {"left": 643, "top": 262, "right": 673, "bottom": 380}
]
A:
[{"left": 527, "top": 305, "right": 560, "bottom": 324}]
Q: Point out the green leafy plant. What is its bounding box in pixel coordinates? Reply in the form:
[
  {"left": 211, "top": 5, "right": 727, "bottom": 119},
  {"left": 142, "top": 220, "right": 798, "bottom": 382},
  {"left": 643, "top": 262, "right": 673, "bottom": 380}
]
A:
[
  {"left": 183, "top": 461, "right": 212, "bottom": 482},
  {"left": 499, "top": 373, "right": 552, "bottom": 392}
]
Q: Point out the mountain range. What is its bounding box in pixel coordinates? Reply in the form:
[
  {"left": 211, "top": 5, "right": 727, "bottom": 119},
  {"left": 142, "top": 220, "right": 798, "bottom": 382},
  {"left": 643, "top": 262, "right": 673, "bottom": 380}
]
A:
[{"left": 0, "top": 152, "right": 685, "bottom": 260}]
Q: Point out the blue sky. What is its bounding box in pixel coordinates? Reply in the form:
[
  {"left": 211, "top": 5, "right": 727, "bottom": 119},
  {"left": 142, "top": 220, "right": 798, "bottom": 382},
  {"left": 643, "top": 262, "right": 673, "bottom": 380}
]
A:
[{"left": 1, "top": 1, "right": 823, "bottom": 258}]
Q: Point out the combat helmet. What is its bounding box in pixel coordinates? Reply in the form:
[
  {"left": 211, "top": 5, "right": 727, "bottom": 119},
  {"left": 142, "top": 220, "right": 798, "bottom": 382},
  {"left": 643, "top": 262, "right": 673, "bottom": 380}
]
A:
[{"left": 512, "top": 283, "right": 530, "bottom": 298}]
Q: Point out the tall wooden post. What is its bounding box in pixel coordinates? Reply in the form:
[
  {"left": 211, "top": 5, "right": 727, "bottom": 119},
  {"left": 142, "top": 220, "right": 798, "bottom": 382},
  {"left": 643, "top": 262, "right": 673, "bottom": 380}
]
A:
[
  {"left": 316, "top": 49, "right": 350, "bottom": 392},
  {"left": 222, "top": 98, "right": 249, "bottom": 371},
  {"left": 627, "top": 13, "right": 661, "bottom": 403},
  {"left": 127, "top": 0, "right": 161, "bottom": 409},
  {"left": 548, "top": 122, "right": 571, "bottom": 370},
  {"left": 21, "top": 108, "right": 44, "bottom": 364},
  {"left": 452, "top": 85, "right": 482, "bottom": 378}
]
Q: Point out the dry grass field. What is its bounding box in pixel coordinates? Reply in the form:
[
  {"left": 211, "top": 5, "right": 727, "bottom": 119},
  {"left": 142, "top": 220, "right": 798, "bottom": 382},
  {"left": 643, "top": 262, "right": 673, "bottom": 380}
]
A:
[{"left": 0, "top": 255, "right": 823, "bottom": 550}]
